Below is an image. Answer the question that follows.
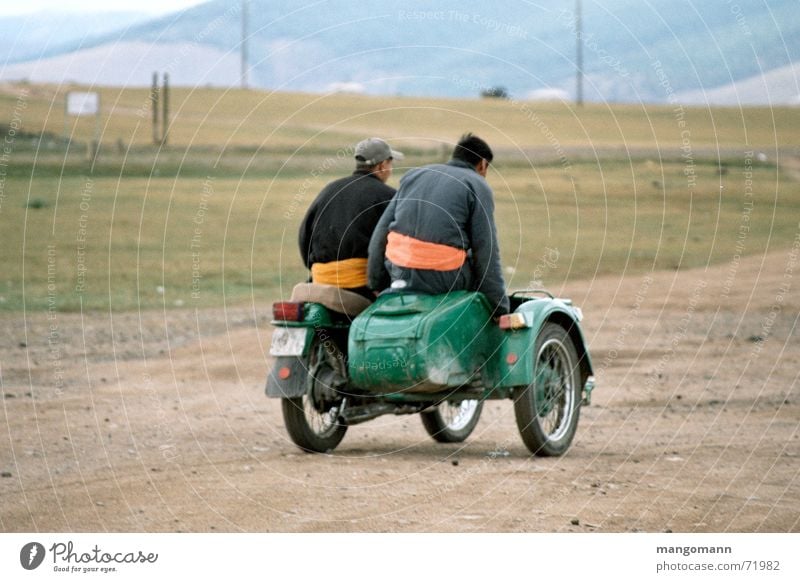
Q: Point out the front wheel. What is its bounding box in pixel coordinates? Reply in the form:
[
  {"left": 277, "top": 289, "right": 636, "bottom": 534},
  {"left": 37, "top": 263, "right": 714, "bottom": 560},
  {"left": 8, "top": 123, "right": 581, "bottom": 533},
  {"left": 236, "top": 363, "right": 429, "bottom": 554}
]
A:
[
  {"left": 514, "top": 322, "right": 581, "bottom": 456},
  {"left": 420, "top": 399, "right": 483, "bottom": 443}
]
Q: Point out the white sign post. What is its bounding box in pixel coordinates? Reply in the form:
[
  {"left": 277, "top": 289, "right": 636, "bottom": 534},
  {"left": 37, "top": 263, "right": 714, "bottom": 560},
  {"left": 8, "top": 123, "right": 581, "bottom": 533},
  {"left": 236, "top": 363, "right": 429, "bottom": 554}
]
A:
[
  {"left": 64, "top": 91, "right": 101, "bottom": 160},
  {"left": 66, "top": 92, "right": 99, "bottom": 117}
]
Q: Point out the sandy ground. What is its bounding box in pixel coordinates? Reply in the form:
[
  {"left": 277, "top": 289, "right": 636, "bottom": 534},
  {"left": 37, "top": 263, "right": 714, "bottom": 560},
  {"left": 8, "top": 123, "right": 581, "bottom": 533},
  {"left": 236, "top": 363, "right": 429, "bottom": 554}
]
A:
[{"left": 1, "top": 249, "right": 798, "bottom": 533}]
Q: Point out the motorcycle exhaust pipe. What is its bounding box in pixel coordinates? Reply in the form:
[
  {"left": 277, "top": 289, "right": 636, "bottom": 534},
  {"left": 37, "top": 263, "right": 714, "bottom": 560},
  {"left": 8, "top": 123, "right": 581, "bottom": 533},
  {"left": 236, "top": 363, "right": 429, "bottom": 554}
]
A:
[
  {"left": 339, "top": 403, "right": 397, "bottom": 425},
  {"left": 339, "top": 403, "right": 422, "bottom": 425}
]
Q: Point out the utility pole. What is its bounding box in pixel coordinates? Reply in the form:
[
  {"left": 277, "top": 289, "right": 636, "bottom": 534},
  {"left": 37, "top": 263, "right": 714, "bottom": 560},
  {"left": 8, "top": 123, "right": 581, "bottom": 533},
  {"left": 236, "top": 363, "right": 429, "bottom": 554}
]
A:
[
  {"left": 241, "top": 0, "right": 249, "bottom": 89},
  {"left": 162, "top": 73, "right": 170, "bottom": 146},
  {"left": 576, "top": 0, "right": 584, "bottom": 107},
  {"left": 151, "top": 72, "right": 160, "bottom": 145}
]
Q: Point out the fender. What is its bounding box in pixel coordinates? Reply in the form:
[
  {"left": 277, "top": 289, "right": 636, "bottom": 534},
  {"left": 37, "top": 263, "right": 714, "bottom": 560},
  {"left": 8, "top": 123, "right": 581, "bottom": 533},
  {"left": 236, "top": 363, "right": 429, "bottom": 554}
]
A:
[
  {"left": 490, "top": 297, "right": 594, "bottom": 400},
  {"left": 264, "top": 302, "right": 341, "bottom": 399},
  {"left": 265, "top": 356, "right": 308, "bottom": 398}
]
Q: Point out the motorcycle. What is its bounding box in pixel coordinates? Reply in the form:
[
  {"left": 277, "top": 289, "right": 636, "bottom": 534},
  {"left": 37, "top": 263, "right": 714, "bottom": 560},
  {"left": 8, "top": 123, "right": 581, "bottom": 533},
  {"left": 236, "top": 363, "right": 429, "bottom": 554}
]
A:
[{"left": 266, "top": 282, "right": 595, "bottom": 455}]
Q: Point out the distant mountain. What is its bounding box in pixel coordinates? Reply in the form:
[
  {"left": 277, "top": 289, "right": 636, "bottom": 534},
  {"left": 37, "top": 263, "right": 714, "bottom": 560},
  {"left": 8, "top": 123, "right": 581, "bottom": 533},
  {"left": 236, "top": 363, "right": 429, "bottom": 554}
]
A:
[
  {"left": 677, "top": 62, "right": 800, "bottom": 105},
  {"left": 0, "top": 11, "right": 151, "bottom": 65},
  {"left": 0, "top": 41, "right": 239, "bottom": 87},
  {"left": 1, "top": 0, "right": 798, "bottom": 104}
]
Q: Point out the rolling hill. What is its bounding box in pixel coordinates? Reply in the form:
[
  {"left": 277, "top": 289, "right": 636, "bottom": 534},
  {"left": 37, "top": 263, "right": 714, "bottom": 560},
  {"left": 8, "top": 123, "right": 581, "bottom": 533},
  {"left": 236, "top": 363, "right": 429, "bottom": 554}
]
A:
[
  {"left": 1, "top": 0, "right": 798, "bottom": 104},
  {"left": 0, "top": 11, "right": 150, "bottom": 65}
]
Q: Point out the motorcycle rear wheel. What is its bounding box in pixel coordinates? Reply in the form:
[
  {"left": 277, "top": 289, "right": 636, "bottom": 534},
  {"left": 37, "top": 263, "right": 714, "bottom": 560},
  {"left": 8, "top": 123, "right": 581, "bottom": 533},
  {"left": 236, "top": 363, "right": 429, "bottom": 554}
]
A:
[
  {"left": 281, "top": 334, "right": 348, "bottom": 453},
  {"left": 420, "top": 399, "right": 483, "bottom": 443},
  {"left": 514, "top": 322, "right": 581, "bottom": 456},
  {"left": 282, "top": 396, "right": 347, "bottom": 453}
]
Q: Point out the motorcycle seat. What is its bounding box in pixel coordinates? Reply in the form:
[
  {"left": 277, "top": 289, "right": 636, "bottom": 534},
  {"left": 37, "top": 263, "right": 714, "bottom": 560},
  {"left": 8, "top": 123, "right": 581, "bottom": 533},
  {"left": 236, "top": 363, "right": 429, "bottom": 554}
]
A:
[{"left": 290, "top": 283, "right": 372, "bottom": 317}]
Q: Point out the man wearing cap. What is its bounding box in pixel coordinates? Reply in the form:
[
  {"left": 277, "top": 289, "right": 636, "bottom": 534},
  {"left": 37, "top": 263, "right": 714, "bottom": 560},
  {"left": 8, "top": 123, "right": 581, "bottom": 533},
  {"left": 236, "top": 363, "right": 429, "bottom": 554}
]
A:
[
  {"left": 299, "top": 137, "right": 403, "bottom": 300},
  {"left": 368, "top": 133, "right": 509, "bottom": 315}
]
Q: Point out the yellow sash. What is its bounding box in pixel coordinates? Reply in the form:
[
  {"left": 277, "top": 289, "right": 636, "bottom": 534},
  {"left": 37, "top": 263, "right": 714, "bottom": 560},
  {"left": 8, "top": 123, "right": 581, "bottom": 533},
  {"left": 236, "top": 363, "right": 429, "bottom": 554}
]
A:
[{"left": 311, "top": 257, "right": 369, "bottom": 288}]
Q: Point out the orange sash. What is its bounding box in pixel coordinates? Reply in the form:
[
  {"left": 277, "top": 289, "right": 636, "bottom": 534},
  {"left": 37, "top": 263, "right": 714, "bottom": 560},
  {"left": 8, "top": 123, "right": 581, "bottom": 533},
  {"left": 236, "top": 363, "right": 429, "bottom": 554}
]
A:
[
  {"left": 311, "top": 257, "right": 368, "bottom": 288},
  {"left": 385, "top": 231, "right": 467, "bottom": 271}
]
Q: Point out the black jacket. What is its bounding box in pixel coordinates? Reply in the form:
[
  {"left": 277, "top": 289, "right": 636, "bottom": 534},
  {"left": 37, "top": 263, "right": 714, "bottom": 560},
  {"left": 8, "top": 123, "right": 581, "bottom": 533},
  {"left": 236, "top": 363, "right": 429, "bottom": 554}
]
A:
[
  {"left": 299, "top": 171, "right": 396, "bottom": 270},
  {"left": 368, "top": 159, "right": 509, "bottom": 315}
]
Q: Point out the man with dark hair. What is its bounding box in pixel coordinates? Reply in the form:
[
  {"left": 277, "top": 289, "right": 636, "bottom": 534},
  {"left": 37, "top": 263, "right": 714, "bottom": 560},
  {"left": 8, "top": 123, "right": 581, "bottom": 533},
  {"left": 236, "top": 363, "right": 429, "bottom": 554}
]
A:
[
  {"left": 367, "top": 133, "right": 509, "bottom": 315},
  {"left": 299, "top": 137, "right": 403, "bottom": 300},
  {"left": 452, "top": 132, "right": 494, "bottom": 166}
]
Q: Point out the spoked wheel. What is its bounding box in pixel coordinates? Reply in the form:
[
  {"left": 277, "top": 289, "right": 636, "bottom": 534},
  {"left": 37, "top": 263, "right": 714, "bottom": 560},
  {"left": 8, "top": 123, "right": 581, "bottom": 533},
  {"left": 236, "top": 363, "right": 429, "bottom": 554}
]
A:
[
  {"left": 421, "top": 399, "right": 483, "bottom": 443},
  {"left": 514, "top": 322, "right": 581, "bottom": 456},
  {"left": 281, "top": 335, "right": 348, "bottom": 453}
]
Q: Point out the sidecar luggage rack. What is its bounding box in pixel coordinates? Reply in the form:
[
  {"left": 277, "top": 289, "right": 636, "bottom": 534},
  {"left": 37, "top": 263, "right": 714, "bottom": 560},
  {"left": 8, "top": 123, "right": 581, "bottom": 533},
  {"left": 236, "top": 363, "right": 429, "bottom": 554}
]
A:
[{"left": 510, "top": 288, "right": 554, "bottom": 299}]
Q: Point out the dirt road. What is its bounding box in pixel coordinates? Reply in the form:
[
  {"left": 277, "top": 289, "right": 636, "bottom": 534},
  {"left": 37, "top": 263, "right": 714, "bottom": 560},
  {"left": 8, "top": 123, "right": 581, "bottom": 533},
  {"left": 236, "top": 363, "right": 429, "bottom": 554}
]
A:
[{"left": 2, "top": 250, "right": 798, "bottom": 532}]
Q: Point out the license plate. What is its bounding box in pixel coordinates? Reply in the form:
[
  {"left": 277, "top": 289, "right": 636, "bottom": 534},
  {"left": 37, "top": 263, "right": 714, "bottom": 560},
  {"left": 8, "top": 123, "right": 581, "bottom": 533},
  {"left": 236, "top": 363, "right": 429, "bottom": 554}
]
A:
[{"left": 270, "top": 327, "right": 308, "bottom": 356}]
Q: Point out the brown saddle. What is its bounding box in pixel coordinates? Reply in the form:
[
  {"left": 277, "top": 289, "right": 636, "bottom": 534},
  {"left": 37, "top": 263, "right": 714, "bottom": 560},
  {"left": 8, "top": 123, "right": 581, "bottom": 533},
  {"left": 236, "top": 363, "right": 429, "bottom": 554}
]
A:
[{"left": 290, "top": 283, "right": 372, "bottom": 317}]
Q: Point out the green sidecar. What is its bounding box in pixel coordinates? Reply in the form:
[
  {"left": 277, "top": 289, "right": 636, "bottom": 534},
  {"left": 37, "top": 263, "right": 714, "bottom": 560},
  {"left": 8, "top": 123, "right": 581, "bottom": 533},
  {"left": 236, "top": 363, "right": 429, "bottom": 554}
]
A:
[{"left": 266, "top": 286, "right": 594, "bottom": 455}]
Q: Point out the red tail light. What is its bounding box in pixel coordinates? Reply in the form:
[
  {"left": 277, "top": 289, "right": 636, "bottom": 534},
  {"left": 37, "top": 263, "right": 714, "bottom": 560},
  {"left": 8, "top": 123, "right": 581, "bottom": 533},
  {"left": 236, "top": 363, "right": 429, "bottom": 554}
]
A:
[{"left": 272, "top": 301, "right": 304, "bottom": 321}]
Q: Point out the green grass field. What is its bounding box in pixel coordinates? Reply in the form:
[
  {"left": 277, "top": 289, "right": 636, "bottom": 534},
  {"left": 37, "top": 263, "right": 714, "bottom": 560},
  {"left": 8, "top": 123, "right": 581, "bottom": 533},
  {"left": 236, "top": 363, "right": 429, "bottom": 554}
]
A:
[{"left": 2, "top": 83, "right": 798, "bottom": 312}]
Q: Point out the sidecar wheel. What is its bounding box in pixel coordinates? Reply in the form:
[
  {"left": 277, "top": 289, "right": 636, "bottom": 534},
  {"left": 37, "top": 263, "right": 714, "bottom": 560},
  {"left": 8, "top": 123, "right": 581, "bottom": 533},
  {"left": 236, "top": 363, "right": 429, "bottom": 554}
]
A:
[
  {"left": 514, "top": 322, "right": 581, "bottom": 457},
  {"left": 282, "top": 396, "right": 347, "bottom": 453},
  {"left": 420, "top": 399, "right": 483, "bottom": 443}
]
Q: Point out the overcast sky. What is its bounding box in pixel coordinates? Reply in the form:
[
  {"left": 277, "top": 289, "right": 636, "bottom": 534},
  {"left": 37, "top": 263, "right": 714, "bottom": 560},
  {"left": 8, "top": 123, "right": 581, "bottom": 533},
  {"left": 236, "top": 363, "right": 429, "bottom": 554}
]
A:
[{"left": 0, "top": 0, "right": 208, "bottom": 17}]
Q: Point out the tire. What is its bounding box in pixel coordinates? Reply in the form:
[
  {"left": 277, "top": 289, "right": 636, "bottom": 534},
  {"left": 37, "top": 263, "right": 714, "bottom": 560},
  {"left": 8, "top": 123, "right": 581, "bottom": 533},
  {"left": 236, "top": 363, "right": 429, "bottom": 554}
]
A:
[
  {"left": 282, "top": 396, "right": 347, "bottom": 453},
  {"left": 514, "top": 322, "right": 581, "bottom": 456},
  {"left": 281, "top": 334, "right": 348, "bottom": 453},
  {"left": 420, "top": 399, "right": 483, "bottom": 443}
]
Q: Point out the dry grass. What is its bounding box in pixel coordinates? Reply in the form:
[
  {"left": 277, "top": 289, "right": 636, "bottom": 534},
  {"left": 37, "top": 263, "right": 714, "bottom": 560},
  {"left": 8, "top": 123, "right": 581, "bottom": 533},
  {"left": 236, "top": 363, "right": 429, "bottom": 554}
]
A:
[
  {"left": 4, "top": 82, "right": 798, "bottom": 151},
  {"left": 1, "top": 83, "right": 798, "bottom": 311}
]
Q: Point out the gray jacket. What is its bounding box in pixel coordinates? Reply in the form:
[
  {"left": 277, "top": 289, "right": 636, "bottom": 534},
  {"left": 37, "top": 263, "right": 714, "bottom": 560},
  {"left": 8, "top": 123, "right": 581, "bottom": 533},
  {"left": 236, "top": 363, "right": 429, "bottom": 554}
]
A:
[{"left": 368, "top": 159, "right": 509, "bottom": 315}]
